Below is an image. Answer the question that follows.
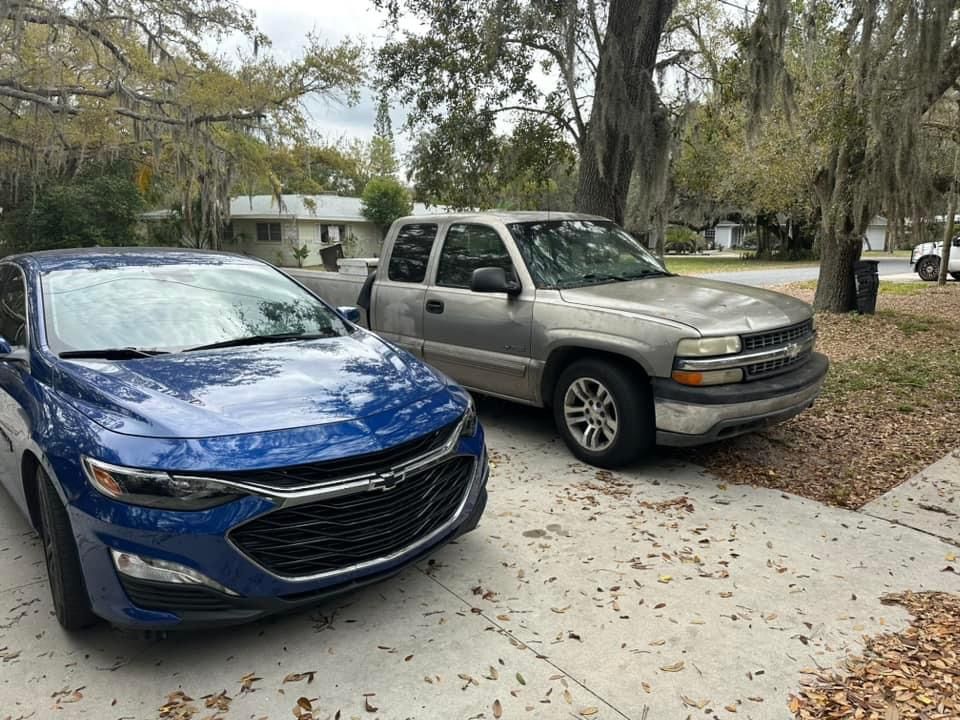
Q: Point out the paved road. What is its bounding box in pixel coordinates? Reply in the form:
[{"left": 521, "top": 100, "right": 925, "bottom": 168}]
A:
[
  {"left": 1, "top": 403, "right": 957, "bottom": 720},
  {"left": 692, "top": 257, "right": 912, "bottom": 287}
]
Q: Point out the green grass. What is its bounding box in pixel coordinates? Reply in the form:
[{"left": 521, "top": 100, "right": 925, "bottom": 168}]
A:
[
  {"left": 791, "top": 280, "right": 927, "bottom": 296},
  {"left": 863, "top": 249, "right": 912, "bottom": 257},
  {"left": 875, "top": 309, "right": 936, "bottom": 334},
  {"left": 664, "top": 256, "right": 819, "bottom": 274},
  {"left": 824, "top": 347, "right": 960, "bottom": 402}
]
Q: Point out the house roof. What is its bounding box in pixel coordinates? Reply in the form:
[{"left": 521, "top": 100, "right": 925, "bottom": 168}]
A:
[{"left": 229, "top": 194, "right": 448, "bottom": 222}]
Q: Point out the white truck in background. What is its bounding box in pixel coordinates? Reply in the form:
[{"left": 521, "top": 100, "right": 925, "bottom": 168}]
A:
[{"left": 911, "top": 236, "right": 960, "bottom": 281}]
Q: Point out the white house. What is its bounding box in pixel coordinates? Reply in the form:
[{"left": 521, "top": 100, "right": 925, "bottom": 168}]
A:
[
  {"left": 863, "top": 216, "right": 888, "bottom": 251},
  {"left": 703, "top": 221, "right": 746, "bottom": 250},
  {"left": 227, "top": 194, "right": 447, "bottom": 267}
]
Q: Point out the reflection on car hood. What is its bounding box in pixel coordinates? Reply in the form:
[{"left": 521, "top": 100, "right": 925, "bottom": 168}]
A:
[
  {"left": 53, "top": 332, "right": 447, "bottom": 439},
  {"left": 559, "top": 275, "right": 812, "bottom": 335}
]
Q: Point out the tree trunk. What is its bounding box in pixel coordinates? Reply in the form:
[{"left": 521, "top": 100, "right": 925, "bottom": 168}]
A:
[
  {"left": 813, "top": 231, "right": 861, "bottom": 312},
  {"left": 938, "top": 194, "right": 956, "bottom": 286},
  {"left": 575, "top": 0, "right": 675, "bottom": 224}
]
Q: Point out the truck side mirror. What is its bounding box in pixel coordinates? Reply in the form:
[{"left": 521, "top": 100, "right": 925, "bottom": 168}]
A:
[{"left": 470, "top": 267, "right": 521, "bottom": 296}]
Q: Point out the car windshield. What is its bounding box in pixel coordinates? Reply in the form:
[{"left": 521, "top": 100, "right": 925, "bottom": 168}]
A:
[
  {"left": 507, "top": 220, "right": 668, "bottom": 288},
  {"left": 41, "top": 260, "right": 347, "bottom": 355}
]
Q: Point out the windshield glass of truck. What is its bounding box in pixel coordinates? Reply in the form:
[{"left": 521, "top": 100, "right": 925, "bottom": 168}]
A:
[
  {"left": 41, "top": 261, "right": 347, "bottom": 355},
  {"left": 508, "top": 220, "right": 667, "bottom": 288}
]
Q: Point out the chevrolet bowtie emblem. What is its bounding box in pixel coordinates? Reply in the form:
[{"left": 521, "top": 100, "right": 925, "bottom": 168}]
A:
[
  {"left": 785, "top": 342, "right": 801, "bottom": 359},
  {"left": 369, "top": 470, "right": 404, "bottom": 492}
]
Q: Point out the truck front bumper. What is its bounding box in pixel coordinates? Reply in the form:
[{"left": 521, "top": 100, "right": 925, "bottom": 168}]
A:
[{"left": 652, "top": 353, "right": 829, "bottom": 446}]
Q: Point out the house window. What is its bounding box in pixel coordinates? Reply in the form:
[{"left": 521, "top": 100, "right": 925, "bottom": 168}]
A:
[
  {"left": 321, "top": 224, "right": 347, "bottom": 243},
  {"left": 256, "top": 222, "right": 282, "bottom": 243}
]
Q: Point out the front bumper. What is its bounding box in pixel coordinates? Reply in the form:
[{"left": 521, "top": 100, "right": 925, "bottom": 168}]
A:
[
  {"left": 653, "top": 352, "right": 829, "bottom": 446},
  {"left": 66, "top": 436, "right": 489, "bottom": 630}
]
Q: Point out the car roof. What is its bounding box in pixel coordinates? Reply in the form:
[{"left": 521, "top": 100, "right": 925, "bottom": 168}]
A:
[
  {"left": 6, "top": 246, "right": 262, "bottom": 273},
  {"left": 394, "top": 210, "right": 611, "bottom": 225}
]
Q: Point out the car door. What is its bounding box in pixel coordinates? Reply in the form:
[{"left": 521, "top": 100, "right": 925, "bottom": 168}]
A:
[
  {"left": 422, "top": 223, "right": 534, "bottom": 399},
  {"left": 370, "top": 223, "right": 439, "bottom": 357},
  {"left": 0, "top": 264, "right": 32, "bottom": 512}
]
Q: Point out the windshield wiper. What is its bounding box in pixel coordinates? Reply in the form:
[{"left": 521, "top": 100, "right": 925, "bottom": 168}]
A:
[
  {"left": 560, "top": 272, "right": 629, "bottom": 287},
  {"left": 621, "top": 269, "right": 672, "bottom": 279},
  {"left": 60, "top": 348, "right": 170, "bottom": 360},
  {"left": 183, "top": 332, "right": 334, "bottom": 353}
]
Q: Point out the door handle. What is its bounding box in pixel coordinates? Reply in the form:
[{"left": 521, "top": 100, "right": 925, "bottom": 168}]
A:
[{"left": 425, "top": 299, "right": 445, "bottom": 314}]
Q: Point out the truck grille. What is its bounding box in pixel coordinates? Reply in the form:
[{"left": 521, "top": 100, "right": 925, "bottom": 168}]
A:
[
  {"left": 742, "top": 320, "right": 814, "bottom": 352},
  {"left": 229, "top": 456, "right": 475, "bottom": 578},
  {"left": 199, "top": 421, "right": 458, "bottom": 491},
  {"left": 745, "top": 352, "right": 810, "bottom": 378}
]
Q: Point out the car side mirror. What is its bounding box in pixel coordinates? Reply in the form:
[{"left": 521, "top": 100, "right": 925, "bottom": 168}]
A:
[
  {"left": 337, "top": 306, "right": 362, "bottom": 323},
  {"left": 470, "top": 267, "right": 521, "bottom": 296},
  {"left": 0, "top": 337, "right": 27, "bottom": 363}
]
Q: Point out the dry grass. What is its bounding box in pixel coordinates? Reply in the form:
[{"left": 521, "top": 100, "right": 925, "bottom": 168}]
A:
[{"left": 683, "top": 283, "right": 960, "bottom": 508}]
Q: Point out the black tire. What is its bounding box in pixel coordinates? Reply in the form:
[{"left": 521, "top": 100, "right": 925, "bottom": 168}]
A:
[
  {"left": 951, "top": 272, "right": 960, "bottom": 281},
  {"left": 917, "top": 256, "right": 940, "bottom": 281},
  {"left": 552, "top": 358, "right": 654, "bottom": 469},
  {"left": 37, "top": 468, "right": 99, "bottom": 630}
]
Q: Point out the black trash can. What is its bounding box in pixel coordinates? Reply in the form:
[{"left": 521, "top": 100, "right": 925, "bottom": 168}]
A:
[{"left": 854, "top": 260, "right": 880, "bottom": 314}]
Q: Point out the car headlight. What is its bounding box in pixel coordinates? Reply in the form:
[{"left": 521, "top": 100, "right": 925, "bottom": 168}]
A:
[
  {"left": 676, "top": 336, "right": 742, "bottom": 357},
  {"left": 82, "top": 458, "right": 243, "bottom": 510},
  {"left": 459, "top": 395, "right": 479, "bottom": 438}
]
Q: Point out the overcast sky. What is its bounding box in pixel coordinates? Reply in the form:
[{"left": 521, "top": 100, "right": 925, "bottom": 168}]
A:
[{"left": 236, "top": 0, "right": 403, "bottom": 147}]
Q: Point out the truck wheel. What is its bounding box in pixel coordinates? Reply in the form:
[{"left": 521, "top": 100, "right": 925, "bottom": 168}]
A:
[
  {"left": 38, "top": 467, "right": 98, "bottom": 631},
  {"left": 917, "top": 256, "right": 940, "bottom": 281},
  {"left": 951, "top": 272, "right": 960, "bottom": 281},
  {"left": 553, "top": 359, "right": 653, "bottom": 469}
]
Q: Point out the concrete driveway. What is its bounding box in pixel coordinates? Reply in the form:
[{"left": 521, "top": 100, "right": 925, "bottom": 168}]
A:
[{"left": 2, "top": 402, "right": 958, "bottom": 720}]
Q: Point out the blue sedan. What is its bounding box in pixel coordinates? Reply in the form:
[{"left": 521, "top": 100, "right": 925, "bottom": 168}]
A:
[{"left": 0, "top": 248, "right": 488, "bottom": 630}]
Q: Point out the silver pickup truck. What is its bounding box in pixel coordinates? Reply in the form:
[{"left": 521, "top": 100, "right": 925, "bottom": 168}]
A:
[{"left": 295, "top": 211, "right": 829, "bottom": 468}]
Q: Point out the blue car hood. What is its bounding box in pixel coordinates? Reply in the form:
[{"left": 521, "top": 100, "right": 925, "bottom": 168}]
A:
[{"left": 53, "top": 332, "right": 448, "bottom": 439}]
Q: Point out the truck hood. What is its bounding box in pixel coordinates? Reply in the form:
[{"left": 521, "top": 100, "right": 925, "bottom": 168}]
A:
[
  {"left": 559, "top": 275, "right": 812, "bottom": 335},
  {"left": 53, "top": 332, "right": 448, "bottom": 439}
]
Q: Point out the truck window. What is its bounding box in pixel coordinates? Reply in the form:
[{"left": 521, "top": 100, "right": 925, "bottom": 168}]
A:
[
  {"left": 437, "top": 224, "right": 514, "bottom": 288},
  {"left": 388, "top": 224, "right": 438, "bottom": 283}
]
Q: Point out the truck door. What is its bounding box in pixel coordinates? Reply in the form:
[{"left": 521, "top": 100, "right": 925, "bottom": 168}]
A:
[
  {"left": 371, "top": 223, "right": 438, "bottom": 357},
  {"left": 422, "top": 223, "right": 534, "bottom": 399},
  {"left": 951, "top": 237, "right": 960, "bottom": 272}
]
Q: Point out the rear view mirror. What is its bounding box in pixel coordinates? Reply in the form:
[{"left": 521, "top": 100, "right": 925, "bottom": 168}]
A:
[
  {"left": 470, "top": 267, "right": 521, "bottom": 296},
  {"left": 337, "top": 306, "right": 362, "bottom": 323}
]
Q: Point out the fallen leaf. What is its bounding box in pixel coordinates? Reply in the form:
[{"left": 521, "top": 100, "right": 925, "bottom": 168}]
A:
[
  {"left": 493, "top": 699, "right": 502, "bottom": 718},
  {"left": 660, "top": 661, "right": 685, "bottom": 673}
]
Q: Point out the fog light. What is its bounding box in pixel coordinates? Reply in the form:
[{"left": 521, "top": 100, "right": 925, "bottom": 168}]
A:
[{"left": 111, "top": 550, "right": 238, "bottom": 596}]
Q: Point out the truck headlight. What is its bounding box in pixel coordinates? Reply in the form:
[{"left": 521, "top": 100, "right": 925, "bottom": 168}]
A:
[
  {"left": 83, "top": 458, "right": 242, "bottom": 511},
  {"left": 676, "top": 336, "right": 742, "bottom": 357}
]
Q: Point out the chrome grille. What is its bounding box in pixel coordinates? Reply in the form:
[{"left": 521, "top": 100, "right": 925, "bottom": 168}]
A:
[
  {"left": 195, "top": 421, "right": 458, "bottom": 491},
  {"left": 742, "top": 320, "right": 814, "bottom": 352},
  {"left": 229, "top": 456, "right": 475, "bottom": 579}
]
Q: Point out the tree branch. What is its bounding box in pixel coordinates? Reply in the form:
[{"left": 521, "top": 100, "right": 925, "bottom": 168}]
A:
[
  {"left": 492, "top": 105, "right": 579, "bottom": 143},
  {"left": 3, "top": 5, "right": 133, "bottom": 70}
]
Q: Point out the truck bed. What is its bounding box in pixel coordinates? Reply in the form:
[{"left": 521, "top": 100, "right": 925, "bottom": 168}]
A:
[{"left": 287, "top": 269, "right": 370, "bottom": 327}]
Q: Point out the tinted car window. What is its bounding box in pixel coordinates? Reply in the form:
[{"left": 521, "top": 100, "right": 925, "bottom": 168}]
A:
[
  {"left": 437, "top": 224, "right": 514, "bottom": 289},
  {"left": 41, "top": 260, "right": 347, "bottom": 354},
  {"left": 387, "top": 224, "right": 437, "bottom": 283},
  {"left": 0, "top": 265, "right": 27, "bottom": 346}
]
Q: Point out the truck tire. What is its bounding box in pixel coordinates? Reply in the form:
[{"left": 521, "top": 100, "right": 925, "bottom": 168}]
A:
[
  {"left": 38, "top": 467, "right": 98, "bottom": 631},
  {"left": 553, "top": 359, "right": 653, "bottom": 469},
  {"left": 951, "top": 272, "right": 960, "bottom": 281},
  {"left": 917, "top": 256, "right": 940, "bottom": 281}
]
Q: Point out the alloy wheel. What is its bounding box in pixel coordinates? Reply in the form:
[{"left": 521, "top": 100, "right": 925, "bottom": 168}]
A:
[{"left": 563, "top": 377, "right": 619, "bottom": 451}]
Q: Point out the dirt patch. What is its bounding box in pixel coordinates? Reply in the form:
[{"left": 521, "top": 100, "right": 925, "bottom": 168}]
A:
[
  {"left": 789, "top": 591, "right": 960, "bottom": 719},
  {"left": 681, "top": 284, "right": 960, "bottom": 508}
]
